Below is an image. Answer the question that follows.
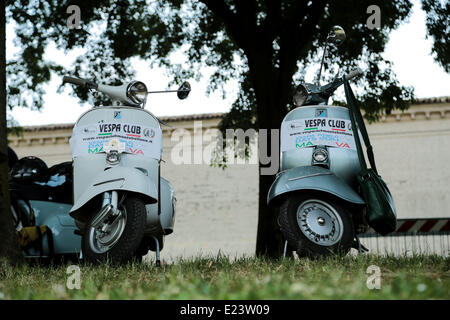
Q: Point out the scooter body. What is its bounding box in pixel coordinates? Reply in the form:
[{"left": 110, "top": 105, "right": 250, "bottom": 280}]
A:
[
  {"left": 19, "top": 200, "right": 81, "bottom": 258},
  {"left": 267, "top": 26, "right": 369, "bottom": 257},
  {"left": 69, "top": 106, "right": 173, "bottom": 262},
  {"left": 64, "top": 76, "right": 189, "bottom": 264},
  {"left": 70, "top": 106, "right": 162, "bottom": 215},
  {"left": 10, "top": 158, "right": 81, "bottom": 259},
  {"left": 268, "top": 104, "right": 367, "bottom": 258},
  {"left": 268, "top": 105, "right": 364, "bottom": 207}
]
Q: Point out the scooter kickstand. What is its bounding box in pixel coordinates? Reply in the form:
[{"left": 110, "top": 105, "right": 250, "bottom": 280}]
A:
[
  {"left": 150, "top": 236, "right": 161, "bottom": 267},
  {"left": 354, "top": 235, "right": 369, "bottom": 254},
  {"left": 283, "top": 240, "right": 288, "bottom": 258}
]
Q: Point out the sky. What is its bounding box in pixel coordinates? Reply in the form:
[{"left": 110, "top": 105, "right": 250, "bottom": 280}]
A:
[{"left": 7, "top": 0, "right": 450, "bottom": 127}]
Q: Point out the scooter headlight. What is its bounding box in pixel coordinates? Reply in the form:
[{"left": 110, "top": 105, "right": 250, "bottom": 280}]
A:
[
  {"left": 312, "top": 148, "right": 328, "bottom": 162},
  {"left": 293, "top": 84, "right": 309, "bottom": 106},
  {"left": 126, "top": 81, "right": 148, "bottom": 105},
  {"left": 103, "top": 139, "right": 125, "bottom": 165},
  {"left": 106, "top": 151, "right": 121, "bottom": 165}
]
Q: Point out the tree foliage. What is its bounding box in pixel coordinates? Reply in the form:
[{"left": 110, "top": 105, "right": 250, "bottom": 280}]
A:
[
  {"left": 421, "top": 0, "right": 449, "bottom": 73},
  {"left": 5, "top": 1, "right": 431, "bottom": 116}
]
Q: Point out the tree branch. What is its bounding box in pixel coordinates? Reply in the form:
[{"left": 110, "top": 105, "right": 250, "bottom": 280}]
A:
[
  {"left": 261, "top": 0, "right": 281, "bottom": 40},
  {"left": 235, "top": 0, "right": 258, "bottom": 33},
  {"left": 282, "top": 0, "right": 327, "bottom": 63},
  {"left": 199, "top": 0, "right": 255, "bottom": 53}
]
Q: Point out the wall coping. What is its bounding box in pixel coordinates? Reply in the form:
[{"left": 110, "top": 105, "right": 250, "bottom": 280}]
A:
[{"left": 11, "top": 96, "right": 450, "bottom": 139}]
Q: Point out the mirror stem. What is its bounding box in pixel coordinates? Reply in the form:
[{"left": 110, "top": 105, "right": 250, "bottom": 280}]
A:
[
  {"left": 317, "top": 43, "right": 328, "bottom": 86},
  {"left": 147, "top": 89, "right": 190, "bottom": 94}
]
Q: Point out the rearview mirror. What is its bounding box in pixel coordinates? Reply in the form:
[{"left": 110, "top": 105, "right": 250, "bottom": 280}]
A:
[
  {"left": 327, "top": 26, "right": 346, "bottom": 46},
  {"left": 177, "top": 81, "right": 191, "bottom": 100}
]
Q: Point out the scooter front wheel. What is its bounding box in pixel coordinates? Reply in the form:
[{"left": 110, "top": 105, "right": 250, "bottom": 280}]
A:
[
  {"left": 279, "top": 193, "right": 354, "bottom": 258},
  {"left": 82, "top": 195, "right": 146, "bottom": 264}
]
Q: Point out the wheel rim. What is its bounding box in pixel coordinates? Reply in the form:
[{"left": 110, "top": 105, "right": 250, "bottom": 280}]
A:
[
  {"left": 296, "top": 199, "right": 344, "bottom": 246},
  {"left": 88, "top": 206, "right": 127, "bottom": 254}
]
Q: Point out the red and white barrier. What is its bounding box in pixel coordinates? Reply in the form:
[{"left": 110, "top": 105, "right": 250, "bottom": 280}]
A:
[
  {"left": 395, "top": 218, "right": 450, "bottom": 233},
  {"left": 361, "top": 218, "right": 450, "bottom": 236}
]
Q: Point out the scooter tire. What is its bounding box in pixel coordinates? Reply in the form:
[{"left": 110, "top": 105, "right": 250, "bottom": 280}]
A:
[
  {"left": 279, "top": 193, "right": 354, "bottom": 258},
  {"left": 82, "top": 195, "right": 146, "bottom": 264}
]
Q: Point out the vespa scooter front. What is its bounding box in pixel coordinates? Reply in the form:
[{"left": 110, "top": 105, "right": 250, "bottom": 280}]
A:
[
  {"left": 64, "top": 76, "right": 190, "bottom": 264},
  {"left": 268, "top": 105, "right": 366, "bottom": 257},
  {"left": 267, "top": 26, "right": 368, "bottom": 258}
]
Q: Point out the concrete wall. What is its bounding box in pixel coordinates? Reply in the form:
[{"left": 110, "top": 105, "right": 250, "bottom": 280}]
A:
[
  {"left": 8, "top": 102, "right": 450, "bottom": 259},
  {"left": 367, "top": 106, "right": 450, "bottom": 220}
]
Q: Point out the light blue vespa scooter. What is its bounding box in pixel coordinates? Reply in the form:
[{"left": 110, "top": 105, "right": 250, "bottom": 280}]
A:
[
  {"left": 267, "top": 26, "right": 368, "bottom": 258},
  {"left": 17, "top": 201, "right": 81, "bottom": 259},
  {"left": 10, "top": 160, "right": 81, "bottom": 260}
]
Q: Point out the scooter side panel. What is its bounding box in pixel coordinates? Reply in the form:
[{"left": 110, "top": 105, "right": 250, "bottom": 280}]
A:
[
  {"left": 27, "top": 200, "right": 81, "bottom": 256},
  {"left": 145, "top": 177, "right": 175, "bottom": 235},
  {"left": 160, "top": 177, "right": 175, "bottom": 233},
  {"left": 267, "top": 166, "right": 365, "bottom": 207},
  {"left": 70, "top": 166, "right": 158, "bottom": 214}
]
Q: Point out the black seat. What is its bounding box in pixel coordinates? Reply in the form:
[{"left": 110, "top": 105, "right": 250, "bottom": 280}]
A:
[
  {"left": 10, "top": 156, "right": 50, "bottom": 201},
  {"left": 46, "top": 161, "right": 73, "bottom": 204}
]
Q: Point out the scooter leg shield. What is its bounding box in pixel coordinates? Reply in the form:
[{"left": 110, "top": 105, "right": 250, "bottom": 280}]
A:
[
  {"left": 70, "top": 166, "right": 158, "bottom": 219},
  {"left": 267, "top": 166, "right": 365, "bottom": 208}
]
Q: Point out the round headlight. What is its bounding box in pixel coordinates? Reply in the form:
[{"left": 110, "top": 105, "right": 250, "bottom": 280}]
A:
[
  {"left": 106, "top": 151, "right": 120, "bottom": 165},
  {"left": 126, "top": 81, "right": 148, "bottom": 105},
  {"left": 293, "top": 84, "right": 309, "bottom": 106},
  {"left": 312, "top": 148, "right": 328, "bottom": 162}
]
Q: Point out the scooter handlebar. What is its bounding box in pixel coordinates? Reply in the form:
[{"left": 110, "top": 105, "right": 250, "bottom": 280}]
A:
[
  {"left": 344, "top": 68, "right": 363, "bottom": 81},
  {"left": 62, "top": 76, "right": 98, "bottom": 89}
]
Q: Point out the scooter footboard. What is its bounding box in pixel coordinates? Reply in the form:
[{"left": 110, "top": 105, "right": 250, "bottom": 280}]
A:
[{"left": 267, "top": 166, "right": 365, "bottom": 207}]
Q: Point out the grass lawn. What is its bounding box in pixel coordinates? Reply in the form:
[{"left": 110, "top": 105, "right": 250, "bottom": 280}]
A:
[{"left": 0, "top": 254, "right": 448, "bottom": 300}]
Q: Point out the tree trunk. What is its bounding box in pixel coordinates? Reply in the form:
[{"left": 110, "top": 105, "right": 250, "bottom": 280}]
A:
[
  {"left": 251, "top": 50, "right": 294, "bottom": 258},
  {"left": 252, "top": 37, "right": 317, "bottom": 259},
  {"left": 0, "top": 1, "right": 23, "bottom": 264},
  {"left": 255, "top": 171, "right": 285, "bottom": 258}
]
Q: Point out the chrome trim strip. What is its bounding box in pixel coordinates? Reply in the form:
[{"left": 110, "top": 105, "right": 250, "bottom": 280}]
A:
[
  {"left": 93, "top": 178, "right": 125, "bottom": 186},
  {"left": 287, "top": 172, "right": 333, "bottom": 181}
]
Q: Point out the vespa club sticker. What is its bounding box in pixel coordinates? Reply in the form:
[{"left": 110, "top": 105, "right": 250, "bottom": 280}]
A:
[
  {"left": 281, "top": 117, "right": 356, "bottom": 152},
  {"left": 143, "top": 128, "right": 155, "bottom": 138},
  {"left": 315, "top": 109, "right": 327, "bottom": 118},
  {"left": 70, "top": 122, "right": 162, "bottom": 160}
]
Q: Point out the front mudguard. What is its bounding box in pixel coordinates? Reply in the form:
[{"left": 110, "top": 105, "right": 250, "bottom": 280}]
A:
[
  {"left": 70, "top": 166, "right": 157, "bottom": 220},
  {"left": 267, "top": 166, "right": 365, "bottom": 208}
]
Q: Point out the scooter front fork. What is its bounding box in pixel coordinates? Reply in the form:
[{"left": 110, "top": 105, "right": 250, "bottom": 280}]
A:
[
  {"left": 102, "top": 191, "right": 118, "bottom": 210},
  {"left": 91, "top": 191, "right": 120, "bottom": 229}
]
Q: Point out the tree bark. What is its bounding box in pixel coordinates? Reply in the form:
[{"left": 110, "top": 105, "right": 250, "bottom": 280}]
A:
[
  {"left": 0, "top": 1, "right": 23, "bottom": 264},
  {"left": 256, "top": 171, "right": 284, "bottom": 258},
  {"left": 250, "top": 49, "right": 294, "bottom": 258}
]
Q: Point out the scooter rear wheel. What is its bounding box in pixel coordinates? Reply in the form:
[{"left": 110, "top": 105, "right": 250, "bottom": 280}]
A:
[
  {"left": 82, "top": 195, "right": 146, "bottom": 264},
  {"left": 279, "top": 193, "right": 354, "bottom": 258}
]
